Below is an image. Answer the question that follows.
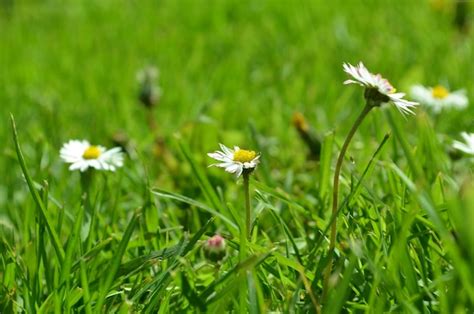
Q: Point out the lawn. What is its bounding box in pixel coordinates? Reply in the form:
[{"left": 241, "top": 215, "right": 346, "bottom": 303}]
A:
[{"left": 1, "top": 0, "right": 473, "bottom": 312}]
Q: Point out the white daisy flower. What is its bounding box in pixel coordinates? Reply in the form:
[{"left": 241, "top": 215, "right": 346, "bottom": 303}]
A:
[
  {"left": 343, "top": 62, "right": 418, "bottom": 115},
  {"left": 136, "top": 65, "right": 159, "bottom": 83},
  {"left": 60, "top": 140, "right": 124, "bottom": 172},
  {"left": 453, "top": 132, "right": 474, "bottom": 155},
  {"left": 411, "top": 85, "right": 468, "bottom": 113},
  {"left": 208, "top": 144, "right": 260, "bottom": 178}
]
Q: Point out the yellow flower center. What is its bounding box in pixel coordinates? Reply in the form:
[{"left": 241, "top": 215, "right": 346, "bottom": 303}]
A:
[
  {"left": 82, "top": 146, "right": 101, "bottom": 160},
  {"left": 233, "top": 149, "right": 256, "bottom": 163},
  {"left": 432, "top": 85, "right": 449, "bottom": 99}
]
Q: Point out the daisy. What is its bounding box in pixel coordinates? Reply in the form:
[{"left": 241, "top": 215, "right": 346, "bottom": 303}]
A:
[
  {"left": 208, "top": 144, "right": 260, "bottom": 178},
  {"left": 343, "top": 62, "right": 418, "bottom": 115},
  {"left": 411, "top": 84, "right": 468, "bottom": 113},
  {"left": 453, "top": 132, "right": 474, "bottom": 156},
  {"left": 60, "top": 140, "right": 124, "bottom": 172}
]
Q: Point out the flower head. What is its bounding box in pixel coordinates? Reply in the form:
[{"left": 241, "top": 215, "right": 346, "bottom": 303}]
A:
[
  {"left": 411, "top": 84, "right": 468, "bottom": 113},
  {"left": 453, "top": 132, "right": 474, "bottom": 156},
  {"left": 60, "top": 140, "right": 124, "bottom": 172},
  {"left": 343, "top": 62, "right": 418, "bottom": 115},
  {"left": 203, "top": 234, "right": 226, "bottom": 262},
  {"left": 208, "top": 144, "right": 260, "bottom": 178}
]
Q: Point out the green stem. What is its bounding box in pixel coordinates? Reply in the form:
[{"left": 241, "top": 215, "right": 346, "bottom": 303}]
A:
[
  {"left": 239, "top": 172, "right": 252, "bottom": 313},
  {"left": 147, "top": 106, "right": 158, "bottom": 134},
  {"left": 243, "top": 172, "right": 251, "bottom": 240},
  {"left": 213, "top": 263, "right": 221, "bottom": 282},
  {"left": 80, "top": 170, "right": 93, "bottom": 211},
  {"left": 80, "top": 171, "right": 95, "bottom": 251},
  {"left": 322, "top": 104, "right": 372, "bottom": 300}
]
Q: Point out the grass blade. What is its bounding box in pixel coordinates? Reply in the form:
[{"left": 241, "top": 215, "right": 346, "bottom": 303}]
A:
[
  {"left": 96, "top": 210, "right": 140, "bottom": 311},
  {"left": 10, "top": 114, "right": 65, "bottom": 264},
  {"left": 151, "top": 188, "right": 238, "bottom": 232}
]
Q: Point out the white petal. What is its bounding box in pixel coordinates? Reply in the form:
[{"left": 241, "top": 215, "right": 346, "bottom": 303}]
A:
[
  {"left": 208, "top": 152, "right": 232, "bottom": 162},
  {"left": 453, "top": 133, "right": 474, "bottom": 155},
  {"left": 69, "top": 162, "right": 84, "bottom": 171},
  {"left": 216, "top": 162, "right": 235, "bottom": 168},
  {"left": 225, "top": 163, "right": 241, "bottom": 174},
  {"left": 219, "top": 144, "right": 234, "bottom": 156},
  {"left": 235, "top": 166, "right": 243, "bottom": 178},
  {"left": 101, "top": 147, "right": 124, "bottom": 169}
]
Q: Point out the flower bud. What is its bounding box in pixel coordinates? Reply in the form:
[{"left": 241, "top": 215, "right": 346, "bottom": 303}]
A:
[
  {"left": 292, "top": 112, "right": 321, "bottom": 160},
  {"left": 137, "top": 66, "right": 161, "bottom": 108},
  {"left": 203, "top": 235, "right": 226, "bottom": 263}
]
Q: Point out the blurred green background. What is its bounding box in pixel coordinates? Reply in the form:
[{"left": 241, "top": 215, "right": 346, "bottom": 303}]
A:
[{"left": 1, "top": 0, "right": 472, "bottom": 139}]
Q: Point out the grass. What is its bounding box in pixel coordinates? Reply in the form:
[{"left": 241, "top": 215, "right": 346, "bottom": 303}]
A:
[{"left": 1, "top": 0, "right": 474, "bottom": 312}]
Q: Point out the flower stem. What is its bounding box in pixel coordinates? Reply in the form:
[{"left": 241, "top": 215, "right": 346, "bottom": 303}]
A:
[
  {"left": 147, "top": 107, "right": 158, "bottom": 134},
  {"left": 243, "top": 172, "right": 251, "bottom": 240},
  {"left": 80, "top": 170, "right": 96, "bottom": 251},
  {"left": 239, "top": 172, "right": 252, "bottom": 312},
  {"left": 80, "top": 170, "right": 93, "bottom": 212},
  {"left": 322, "top": 103, "right": 372, "bottom": 300},
  {"left": 214, "top": 263, "right": 221, "bottom": 281}
]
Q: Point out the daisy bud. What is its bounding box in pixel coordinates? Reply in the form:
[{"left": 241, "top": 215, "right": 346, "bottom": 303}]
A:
[
  {"left": 137, "top": 66, "right": 161, "bottom": 109},
  {"left": 292, "top": 112, "right": 309, "bottom": 133},
  {"left": 203, "top": 235, "right": 226, "bottom": 263},
  {"left": 454, "top": 0, "right": 470, "bottom": 34},
  {"left": 292, "top": 112, "right": 321, "bottom": 160}
]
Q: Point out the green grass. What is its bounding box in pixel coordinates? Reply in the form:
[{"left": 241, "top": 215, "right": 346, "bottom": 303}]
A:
[{"left": 1, "top": 0, "right": 474, "bottom": 312}]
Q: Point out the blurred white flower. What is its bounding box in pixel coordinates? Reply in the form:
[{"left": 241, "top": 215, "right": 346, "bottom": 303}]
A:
[
  {"left": 411, "top": 85, "right": 468, "bottom": 113},
  {"left": 60, "top": 140, "right": 124, "bottom": 172},
  {"left": 343, "top": 62, "right": 418, "bottom": 115},
  {"left": 208, "top": 144, "right": 260, "bottom": 178},
  {"left": 136, "top": 66, "right": 159, "bottom": 83},
  {"left": 453, "top": 132, "right": 474, "bottom": 155}
]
